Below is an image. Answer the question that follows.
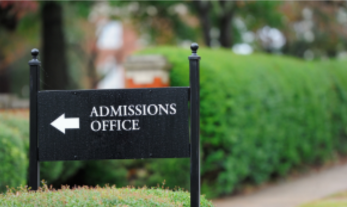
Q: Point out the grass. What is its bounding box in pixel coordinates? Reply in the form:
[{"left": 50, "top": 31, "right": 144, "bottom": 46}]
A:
[
  {"left": 0, "top": 182, "right": 214, "bottom": 207},
  {"left": 301, "top": 191, "right": 347, "bottom": 207}
]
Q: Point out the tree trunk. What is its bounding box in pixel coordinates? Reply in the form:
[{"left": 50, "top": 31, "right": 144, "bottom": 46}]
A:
[
  {"left": 218, "top": 1, "right": 234, "bottom": 48},
  {"left": 219, "top": 14, "right": 233, "bottom": 48},
  {"left": 0, "top": 3, "right": 18, "bottom": 93},
  {"left": 41, "top": 2, "right": 69, "bottom": 90},
  {"left": 0, "top": 69, "right": 10, "bottom": 93},
  {"left": 87, "top": 45, "right": 98, "bottom": 89},
  {"left": 194, "top": 1, "right": 212, "bottom": 47}
]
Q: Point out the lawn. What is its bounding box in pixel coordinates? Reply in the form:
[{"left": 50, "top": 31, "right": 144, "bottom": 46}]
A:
[{"left": 301, "top": 191, "right": 347, "bottom": 207}]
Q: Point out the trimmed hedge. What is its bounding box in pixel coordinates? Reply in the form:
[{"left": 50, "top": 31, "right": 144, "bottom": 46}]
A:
[
  {"left": 0, "top": 114, "right": 189, "bottom": 195},
  {"left": 0, "top": 116, "right": 27, "bottom": 192},
  {"left": 69, "top": 158, "right": 190, "bottom": 195},
  {"left": 0, "top": 185, "right": 213, "bottom": 207},
  {"left": 2, "top": 47, "right": 347, "bottom": 199},
  {"left": 0, "top": 114, "right": 84, "bottom": 192},
  {"left": 138, "top": 47, "right": 347, "bottom": 197}
]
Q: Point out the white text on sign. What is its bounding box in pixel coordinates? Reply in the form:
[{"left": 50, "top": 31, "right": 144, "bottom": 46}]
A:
[{"left": 89, "top": 103, "right": 177, "bottom": 132}]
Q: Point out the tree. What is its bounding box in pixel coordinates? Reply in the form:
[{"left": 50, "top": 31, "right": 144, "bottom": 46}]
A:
[
  {"left": 41, "top": 1, "right": 96, "bottom": 90},
  {"left": 192, "top": 1, "right": 283, "bottom": 48},
  {"left": 0, "top": 1, "right": 38, "bottom": 93},
  {"left": 193, "top": 1, "right": 234, "bottom": 47},
  {"left": 41, "top": 2, "right": 69, "bottom": 90},
  {"left": 0, "top": 1, "right": 96, "bottom": 92},
  {"left": 279, "top": 1, "right": 347, "bottom": 59},
  {"left": 0, "top": 1, "right": 69, "bottom": 92},
  {"left": 193, "top": 1, "right": 212, "bottom": 47},
  {"left": 109, "top": 1, "right": 282, "bottom": 49}
]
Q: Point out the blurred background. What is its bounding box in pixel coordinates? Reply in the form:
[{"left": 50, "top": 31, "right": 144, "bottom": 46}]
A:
[{"left": 1, "top": 1, "right": 347, "bottom": 206}]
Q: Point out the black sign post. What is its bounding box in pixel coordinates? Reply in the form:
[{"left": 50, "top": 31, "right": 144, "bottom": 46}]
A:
[
  {"left": 28, "top": 48, "right": 40, "bottom": 190},
  {"left": 28, "top": 44, "right": 201, "bottom": 206},
  {"left": 189, "top": 43, "right": 201, "bottom": 207}
]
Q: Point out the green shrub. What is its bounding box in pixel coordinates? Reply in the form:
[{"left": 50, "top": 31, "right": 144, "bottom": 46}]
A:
[
  {"left": 40, "top": 160, "right": 85, "bottom": 185},
  {"left": 75, "top": 160, "right": 129, "bottom": 187},
  {"left": 137, "top": 47, "right": 347, "bottom": 197},
  {"left": 75, "top": 158, "right": 190, "bottom": 193},
  {"left": 0, "top": 185, "right": 213, "bottom": 207},
  {"left": 0, "top": 114, "right": 84, "bottom": 188},
  {"left": 3, "top": 47, "right": 347, "bottom": 199},
  {"left": 0, "top": 117, "right": 27, "bottom": 192}
]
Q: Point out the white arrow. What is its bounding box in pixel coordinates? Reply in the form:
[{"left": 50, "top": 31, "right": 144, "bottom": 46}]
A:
[{"left": 51, "top": 113, "right": 80, "bottom": 134}]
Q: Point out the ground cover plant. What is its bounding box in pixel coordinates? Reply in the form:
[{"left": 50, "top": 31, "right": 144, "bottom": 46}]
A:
[
  {"left": 0, "top": 184, "right": 213, "bottom": 207},
  {"left": 301, "top": 191, "right": 347, "bottom": 207}
]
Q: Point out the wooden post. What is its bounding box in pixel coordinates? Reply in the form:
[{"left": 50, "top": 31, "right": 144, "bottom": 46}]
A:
[
  {"left": 28, "top": 48, "right": 40, "bottom": 190},
  {"left": 189, "top": 43, "right": 201, "bottom": 207}
]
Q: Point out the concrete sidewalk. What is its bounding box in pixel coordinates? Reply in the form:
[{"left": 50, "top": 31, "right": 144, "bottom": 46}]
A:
[{"left": 212, "top": 163, "right": 347, "bottom": 207}]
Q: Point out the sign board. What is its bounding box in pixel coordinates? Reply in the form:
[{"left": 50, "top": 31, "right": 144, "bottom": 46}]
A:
[
  {"left": 37, "top": 87, "right": 189, "bottom": 161},
  {"left": 28, "top": 43, "right": 201, "bottom": 207}
]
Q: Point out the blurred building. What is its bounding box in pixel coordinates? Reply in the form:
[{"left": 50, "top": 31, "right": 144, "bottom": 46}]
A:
[
  {"left": 95, "top": 20, "right": 138, "bottom": 89},
  {"left": 124, "top": 55, "right": 171, "bottom": 88},
  {"left": 91, "top": 2, "right": 171, "bottom": 90}
]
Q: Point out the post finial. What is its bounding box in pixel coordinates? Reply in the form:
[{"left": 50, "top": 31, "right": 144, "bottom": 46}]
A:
[
  {"left": 29, "top": 48, "right": 41, "bottom": 66},
  {"left": 31, "top": 48, "right": 39, "bottom": 59},
  {"left": 190, "top": 43, "right": 199, "bottom": 54}
]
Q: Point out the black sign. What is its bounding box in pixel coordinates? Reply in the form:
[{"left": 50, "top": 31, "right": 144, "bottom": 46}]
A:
[
  {"left": 29, "top": 43, "right": 201, "bottom": 207},
  {"left": 37, "top": 87, "right": 189, "bottom": 161}
]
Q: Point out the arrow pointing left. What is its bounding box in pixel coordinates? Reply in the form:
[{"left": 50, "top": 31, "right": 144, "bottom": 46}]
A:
[{"left": 50, "top": 113, "right": 80, "bottom": 134}]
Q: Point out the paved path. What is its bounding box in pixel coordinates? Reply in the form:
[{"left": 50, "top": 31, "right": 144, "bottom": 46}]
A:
[{"left": 212, "top": 163, "right": 347, "bottom": 207}]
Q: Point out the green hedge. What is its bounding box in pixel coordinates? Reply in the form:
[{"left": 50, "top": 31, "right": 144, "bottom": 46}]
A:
[
  {"left": 70, "top": 158, "right": 190, "bottom": 194},
  {"left": 0, "top": 115, "right": 84, "bottom": 191},
  {"left": 0, "top": 114, "right": 188, "bottom": 195},
  {"left": 0, "top": 116, "right": 27, "bottom": 192},
  {"left": 2, "top": 47, "right": 347, "bottom": 199},
  {"left": 138, "top": 47, "right": 347, "bottom": 197},
  {"left": 0, "top": 185, "right": 213, "bottom": 207}
]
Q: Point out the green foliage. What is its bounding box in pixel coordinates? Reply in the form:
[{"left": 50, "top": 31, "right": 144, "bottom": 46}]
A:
[
  {"left": 138, "top": 47, "right": 347, "bottom": 197},
  {"left": 109, "top": 1, "right": 283, "bottom": 47},
  {"left": 78, "top": 158, "right": 190, "bottom": 193},
  {"left": 0, "top": 114, "right": 190, "bottom": 194},
  {"left": 0, "top": 185, "right": 213, "bottom": 207},
  {"left": 40, "top": 161, "right": 85, "bottom": 185},
  {"left": 3, "top": 47, "right": 347, "bottom": 199},
  {"left": 146, "top": 159, "right": 190, "bottom": 191},
  {"left": 0, "top": 115, "right": 28, "bottom": 193},
  {"left": 0, "top": 114, "right": 84, "bottom": 189},
  {"left": 109, "top": 1, "right": 199, "bottom": 45},
  {"left": 77, "top": 160, "right": 129, "bottom": 187}
]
